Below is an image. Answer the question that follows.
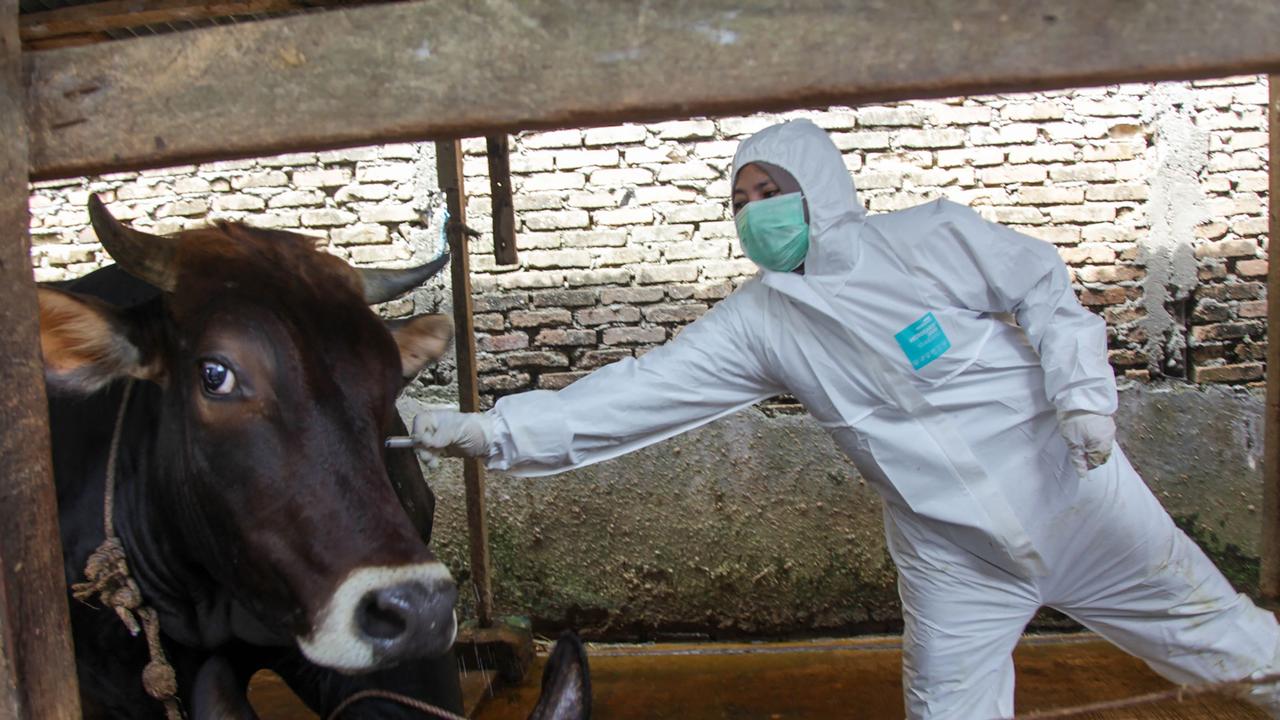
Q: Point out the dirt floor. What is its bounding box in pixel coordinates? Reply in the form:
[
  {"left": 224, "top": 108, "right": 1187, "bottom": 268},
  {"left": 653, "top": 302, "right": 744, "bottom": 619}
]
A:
[{"left": 248, "top": 633, "right": 1270, "bottom": 719}]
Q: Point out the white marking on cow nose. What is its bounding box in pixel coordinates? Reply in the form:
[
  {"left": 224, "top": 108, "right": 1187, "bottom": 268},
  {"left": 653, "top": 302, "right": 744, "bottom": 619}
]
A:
[{"left": 297, "top": 562, "right": 454, "bottom": 672}]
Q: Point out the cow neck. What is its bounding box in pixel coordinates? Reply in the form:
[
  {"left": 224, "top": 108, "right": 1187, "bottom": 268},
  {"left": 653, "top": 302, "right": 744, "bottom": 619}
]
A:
[{"left": 70, "top": 379, "right": 183, "bottom": 720}]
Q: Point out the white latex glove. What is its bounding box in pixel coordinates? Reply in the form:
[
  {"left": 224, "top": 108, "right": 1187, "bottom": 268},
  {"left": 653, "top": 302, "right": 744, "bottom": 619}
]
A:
[
  {"left": 411, "top": 410, "right": 495, "bottom": 466},
  {"left": 1059, "top": 411, "right": 1116, "bottom": 479}
]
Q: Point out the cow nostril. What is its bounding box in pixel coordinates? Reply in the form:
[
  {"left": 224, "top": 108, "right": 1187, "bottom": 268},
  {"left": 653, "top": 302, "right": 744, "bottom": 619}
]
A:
[{"left": 357, "top": 589, "right": 413, "bottom": 641}]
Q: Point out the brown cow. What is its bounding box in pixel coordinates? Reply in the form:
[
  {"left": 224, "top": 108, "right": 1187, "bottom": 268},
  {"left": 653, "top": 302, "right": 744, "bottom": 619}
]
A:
[{"left": 41, "top": 196, "right": 462, "bottom": 718}]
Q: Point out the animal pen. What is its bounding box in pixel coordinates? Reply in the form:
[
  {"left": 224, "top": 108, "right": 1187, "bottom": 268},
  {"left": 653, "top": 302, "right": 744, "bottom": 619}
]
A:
[{"left": 6, "top": 1, "right": 1280, "bottom": 717}]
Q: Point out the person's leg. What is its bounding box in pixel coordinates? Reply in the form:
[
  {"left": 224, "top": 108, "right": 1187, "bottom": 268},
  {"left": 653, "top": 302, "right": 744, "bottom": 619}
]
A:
[
  {"left": 887, "top": 511, "right": 1040, "bottom": 720},
  {"left": 1046, "top": 448, "right": 1280, "bottom": 716}
]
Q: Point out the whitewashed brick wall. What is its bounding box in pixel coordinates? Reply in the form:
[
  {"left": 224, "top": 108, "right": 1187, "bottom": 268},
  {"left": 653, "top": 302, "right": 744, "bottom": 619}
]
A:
[{"left": 29, "top": 76, "right": 1271, "bottom": 403}]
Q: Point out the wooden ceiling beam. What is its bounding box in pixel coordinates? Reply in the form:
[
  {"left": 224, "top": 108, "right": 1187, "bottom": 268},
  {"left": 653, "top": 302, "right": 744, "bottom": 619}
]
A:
[
  {"left": 22, "top": 0, "right": 300, "bottom": 40},
  {"left": 19, "top": 0, "right": 392, "bottom": 48},
  {"left": 24, "top": 0, "right": 1280, "bottom": 180}
]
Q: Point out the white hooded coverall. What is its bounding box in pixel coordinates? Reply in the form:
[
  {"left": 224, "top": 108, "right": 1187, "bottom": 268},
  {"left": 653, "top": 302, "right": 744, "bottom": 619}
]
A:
[{"left": 480, "top": 119, "right": 1280, "bottom": 719}]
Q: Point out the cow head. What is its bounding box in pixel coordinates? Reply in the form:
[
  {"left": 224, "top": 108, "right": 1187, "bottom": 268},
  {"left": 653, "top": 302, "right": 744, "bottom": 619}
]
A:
[{"left": 38, "top": 196, "right": 459, "bottom": 672}]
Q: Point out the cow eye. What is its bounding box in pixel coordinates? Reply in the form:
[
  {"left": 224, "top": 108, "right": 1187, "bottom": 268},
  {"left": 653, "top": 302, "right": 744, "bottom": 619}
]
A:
[{"left": 200, "top": 360, "right": 237, "bottom": 396}]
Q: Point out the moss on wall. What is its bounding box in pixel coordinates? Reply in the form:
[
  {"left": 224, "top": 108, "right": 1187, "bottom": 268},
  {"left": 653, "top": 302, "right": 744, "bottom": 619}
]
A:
[{"left": 411, "top": 382, "right": 1265, "bottom": 639}]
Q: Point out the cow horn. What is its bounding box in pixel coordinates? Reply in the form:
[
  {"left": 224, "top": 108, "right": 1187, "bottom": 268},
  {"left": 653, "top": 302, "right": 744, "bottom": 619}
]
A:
[
  {"left": 358, "top": 250, "right": 450, "bottom": 304},
  {"left": 88, "top": 194, "right": 180, "bottom": 291}
]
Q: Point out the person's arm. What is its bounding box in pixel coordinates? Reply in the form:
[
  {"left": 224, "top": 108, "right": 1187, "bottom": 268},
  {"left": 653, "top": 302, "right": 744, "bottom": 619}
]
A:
[
  {"left": 906, "top": 200, "right": 1117, "bottom": 474},
  {"left": 911, "top": 199, "right": 1116, "bottom": 416},
  {"left": 416, "top": 290, "right": 783, "bottom": 477}
]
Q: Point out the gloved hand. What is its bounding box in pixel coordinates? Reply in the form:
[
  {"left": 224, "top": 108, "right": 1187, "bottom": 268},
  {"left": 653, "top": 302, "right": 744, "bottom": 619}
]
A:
[
  {"left": 411, "top": 410, "right": 495, "bottom": 466},
  {"left": 1059, "top": 411, "right": 1116, "bottom": 479}
]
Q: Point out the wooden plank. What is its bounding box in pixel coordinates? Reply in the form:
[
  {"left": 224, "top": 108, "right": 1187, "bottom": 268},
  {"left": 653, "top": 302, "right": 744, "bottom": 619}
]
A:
[
  {"left": 19, "top": 0, "right": 396, "bottom": 48},
  {"left": 26, "top": 0, "right": 1280, "bottom": 181},
  {"left": 1261, "top": 75, "right": 1280, "bottom": 602},
  {"left": 436, "top": 139, "right": 494, "bottom": 628},
  {"left": 0, "top": 0, "right": 82, "bottom": 717},
  {"left": 485, "top": 135, "right": 518, "bottom": 266},
  {"left": 21, "top": 0, "right": 300, "bottom": 41}
]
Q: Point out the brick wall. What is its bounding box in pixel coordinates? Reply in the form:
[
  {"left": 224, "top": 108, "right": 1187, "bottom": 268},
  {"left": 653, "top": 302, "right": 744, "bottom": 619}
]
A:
[{"left": 28, "top": 76, "right": 1271, "bottom": 405}]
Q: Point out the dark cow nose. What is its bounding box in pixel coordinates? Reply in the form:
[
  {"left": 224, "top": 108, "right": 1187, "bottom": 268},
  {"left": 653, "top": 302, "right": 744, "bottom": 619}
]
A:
[{"left": 356, "top": 579, "right": 457, "bottom": 662}]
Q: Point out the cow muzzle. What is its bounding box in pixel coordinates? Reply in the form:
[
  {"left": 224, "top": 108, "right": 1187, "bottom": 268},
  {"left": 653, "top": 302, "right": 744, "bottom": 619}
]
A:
[{"left": 297, "top": 562, "right": 457, "bottom": 673}]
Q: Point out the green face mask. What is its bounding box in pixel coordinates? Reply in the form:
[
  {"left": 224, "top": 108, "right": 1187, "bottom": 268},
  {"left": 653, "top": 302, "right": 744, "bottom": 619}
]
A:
[{"left": 734, "top": 192, "right": 810, "bottom": 272}]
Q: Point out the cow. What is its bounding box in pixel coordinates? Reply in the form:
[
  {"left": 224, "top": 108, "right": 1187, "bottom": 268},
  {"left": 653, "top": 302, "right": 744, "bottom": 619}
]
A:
[{"left": 39, "top": 196, "right": 465, "bottom": 718}]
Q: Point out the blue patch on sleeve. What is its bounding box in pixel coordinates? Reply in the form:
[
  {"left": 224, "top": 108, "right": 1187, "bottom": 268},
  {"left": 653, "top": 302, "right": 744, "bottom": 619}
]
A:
[{"left": 894, "top": 312, "right": 951, "bottom": 370}]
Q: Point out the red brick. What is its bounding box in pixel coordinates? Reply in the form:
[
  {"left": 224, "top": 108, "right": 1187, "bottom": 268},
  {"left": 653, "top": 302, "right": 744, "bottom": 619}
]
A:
[
  {"left": 509, "top": 309, "right": 573, "bottom": 328},
  {"left": 479, "top": 372, "right": 530, "bottom": 393},
  {"left": 1107, "top": 349, "right": 1146, "bottom": 367},
  {"left": 503, "top": 351, "right": 570, "bottom": 368},
  {"left": 538, "top": 371, "right": 590, "bottom": 390},
  {"left": 603, "top": 327, "right": 667, "bottom": 345},
  {"left": 473, "top": 293, "right": 530, "bottom": 312},
  {"left": 1193, "top": 363, "right": 1264, "bottom": 383},
  {"left": 477, "top": 333, "right": 529, "bottom": 352},
  {"left": 643, "top": 303, "right": 708, "bottom": 324},
  {"left": 1079, "top": 287, "right": 1128, "bottom": 306},
  {"left": 1236, "top": 341, "right": 1267, "bottom": 360},
  {"left": 1191, "top": 322, "right": 1263, "bottom": 342},
  {"left": 535, "top": 329, "right": 597, "bottom": 346},
  {"left": 576, "top": 307, "right": 642, "bottom": 326},
  {"left": 1198, "top": 283, "right": 1264, "bottom": 301},
  {"left": 1236, "top": 259, "right": 1269, "bottom": 277},
  {"left": 1191, "top": 302, "right": 1232, "bottom": 323},
  {"left": 576, "top": 349, "right": 634, "bottom": 369},
  {"left": 531, "top": 289, "right": 599, "bottom": 308},
  {"left": 474, "top": 313, "right": 506, "bottom": 332},
  {"left": 1239, "top": 301, "right": 1267, "bottom": 319},
  {"left": 601, "top": 287, "right": 665, "bottom": 304}
]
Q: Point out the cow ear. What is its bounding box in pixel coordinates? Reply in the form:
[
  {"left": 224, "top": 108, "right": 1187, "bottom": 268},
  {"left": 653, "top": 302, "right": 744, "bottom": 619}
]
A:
[
  {"left": 387, "top": 314, "right": 454, "bottom": 382},
  {"left": 37, "top": 287, "right": 162, "bottom": 394}
]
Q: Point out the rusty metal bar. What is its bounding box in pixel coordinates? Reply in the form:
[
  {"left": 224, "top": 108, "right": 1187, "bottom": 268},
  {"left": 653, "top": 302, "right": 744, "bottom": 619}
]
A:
[
  {"left": 0, "top": 0, "right": 82, "bottom": 714},
  {"left": 485, "top": 135, "right": 518, "bottom": 266},
  {"left": 1261, "top": 75, "right": 1280, "bottom": 602},
  {"left": 435, "top": 138, "right": 494, "bottom": 628}
]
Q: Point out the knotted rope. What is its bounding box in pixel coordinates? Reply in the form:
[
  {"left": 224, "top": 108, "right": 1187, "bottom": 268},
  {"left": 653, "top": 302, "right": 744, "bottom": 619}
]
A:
[{"left": 70, "top": 380, "right": 182, "bottom": 720}]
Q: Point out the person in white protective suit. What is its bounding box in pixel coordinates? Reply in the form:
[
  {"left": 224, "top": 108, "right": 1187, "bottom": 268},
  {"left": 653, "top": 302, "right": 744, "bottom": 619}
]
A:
[{"left": 413, "top": 119, "right": 1280, "bottom": 719}]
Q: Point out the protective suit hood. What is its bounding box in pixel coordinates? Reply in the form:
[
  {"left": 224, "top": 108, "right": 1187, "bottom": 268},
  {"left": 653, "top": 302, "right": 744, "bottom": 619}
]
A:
[{"left": 732, "top": 119, "right": 865, "bottom": 284}]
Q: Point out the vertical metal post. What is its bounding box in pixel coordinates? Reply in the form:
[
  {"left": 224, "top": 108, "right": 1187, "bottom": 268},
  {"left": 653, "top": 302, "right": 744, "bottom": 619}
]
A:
[
  {"left": 1262, "top": 75, "right": 1280, "bottom": 602},
  {"left": 485, "top": 135, "right": 519, "bottom": 266},
  {"left": 436, "top": 139, "right": 495, "bottom": 627},
  {"left": 0, "top": 1, "right": 83, "bottom": 715}
]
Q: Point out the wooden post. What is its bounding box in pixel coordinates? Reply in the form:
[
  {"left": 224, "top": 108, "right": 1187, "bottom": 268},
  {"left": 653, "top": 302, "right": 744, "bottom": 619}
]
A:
[
  {"left": 1262, "top": 75, "right": 1280, "bottom": 602},
  {"left": 436, "top": 139, "right": 495, "bottom": 628},
  {"left": 485, "top": 135, "right": 518, "bottom": 266},
  {"left": 0, "top": 1, "right": 83, "bottom": 716}
]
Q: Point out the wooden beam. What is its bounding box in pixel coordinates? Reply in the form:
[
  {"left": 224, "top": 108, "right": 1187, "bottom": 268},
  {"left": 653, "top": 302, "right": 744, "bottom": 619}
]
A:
[
  {"left": 1261, "top": 75, "right": 1280, "bottom": 602},
  {"left": 21, "top": 0, "right": 299, "bottom": 41},
  {"left": 19, "top": 0, "right": 394, "bottom": 47},
  {"left": 436, "top": 139, "right": 494, "bottom": 628},
  {"left": 26, "top": 0, "right": 1280, "bottom": 181},
  {"left": 0, "top": 0, "right": 82, "bottom": 717},
  {"left": 485, "top": 135, "right": 518, "bottom": 266}
]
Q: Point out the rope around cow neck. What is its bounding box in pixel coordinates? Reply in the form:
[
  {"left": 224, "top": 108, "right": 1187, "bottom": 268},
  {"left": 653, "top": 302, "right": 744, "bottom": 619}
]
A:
[
  {"left": 69, "top": 379, "right": 183, "bottom": 720},
  {"left": 325, "top": 689, "right": 469, "bottom": 720}
]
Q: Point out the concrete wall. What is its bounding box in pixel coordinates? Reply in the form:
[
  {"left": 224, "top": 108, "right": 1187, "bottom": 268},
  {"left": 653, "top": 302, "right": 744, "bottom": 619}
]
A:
[{"left": 410, "top": 381, "right": 1266, "bottom": 639}]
